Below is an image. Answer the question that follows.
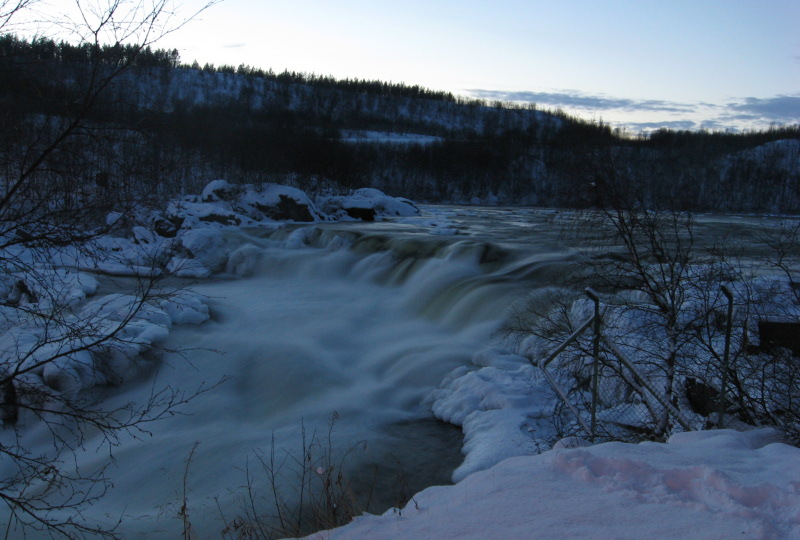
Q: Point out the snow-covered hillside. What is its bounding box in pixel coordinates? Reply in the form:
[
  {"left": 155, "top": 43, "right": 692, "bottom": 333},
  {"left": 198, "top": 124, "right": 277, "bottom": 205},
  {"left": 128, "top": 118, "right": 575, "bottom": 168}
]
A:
[
  {"left": 6, "top": 34, "right": 799, "bottom": 211},
  {"left": 111, "top": 67, "right": 556, "bottom": 138}
]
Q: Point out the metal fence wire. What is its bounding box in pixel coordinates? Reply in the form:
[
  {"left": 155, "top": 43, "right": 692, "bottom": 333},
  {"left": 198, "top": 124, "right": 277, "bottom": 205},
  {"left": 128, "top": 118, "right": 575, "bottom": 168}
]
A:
[
  {"left": 540, "top": 350, "right": 675, "bottom": 443},
  {"left": 537, "top": 288, "right": 695, "bottom": 443}
]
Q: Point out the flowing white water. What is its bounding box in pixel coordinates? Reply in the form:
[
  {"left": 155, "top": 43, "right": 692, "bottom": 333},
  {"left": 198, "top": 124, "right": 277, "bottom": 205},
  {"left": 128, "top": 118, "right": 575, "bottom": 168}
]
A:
[
  {"left": 7, "top": 205, "right": 791, "bottom": 537},
  {"left": 55, "top": 209, "right": 574, "bottom": 537}
]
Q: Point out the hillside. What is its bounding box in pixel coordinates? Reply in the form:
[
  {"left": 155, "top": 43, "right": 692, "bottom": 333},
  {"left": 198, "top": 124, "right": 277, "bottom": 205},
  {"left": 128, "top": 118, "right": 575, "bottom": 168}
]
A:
[{"left": 1, "top": 35, "right": 799, "bottom": 212}]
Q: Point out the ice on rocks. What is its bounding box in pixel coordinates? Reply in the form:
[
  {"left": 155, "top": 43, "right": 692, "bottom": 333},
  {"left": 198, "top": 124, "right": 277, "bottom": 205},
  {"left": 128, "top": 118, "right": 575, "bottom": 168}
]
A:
[
  {"left": 5, "top": 268, "right": 99, "bottom": 309},
  {"left": 317, "top": 187, "right": 420, "bottom": 221},
  {"left": 283, "top": 226, "right": 319, "bottom": 249},
  {"left": 1, "top": 285, "right": 210, "bottom": 400},
  {"left": 42, "top": 350, "right": 97, "bottom": 399},
  {"left": 225, "top": 243, "right": 264, "bottom": 276},
  {"left": 177, "top": 228, "right": 231, "bottom": 272},
  {"left": 159, "top": 291, "right": 210, "bottom": 325},
  {"left": 429, "top": 348, "right": 557, "bottom": 482}
]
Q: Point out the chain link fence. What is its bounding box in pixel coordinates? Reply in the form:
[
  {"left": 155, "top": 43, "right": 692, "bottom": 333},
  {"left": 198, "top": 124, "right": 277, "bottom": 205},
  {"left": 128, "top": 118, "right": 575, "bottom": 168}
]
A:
[{"left": 536, "top": 288, "right": 709, "bottom": 443}]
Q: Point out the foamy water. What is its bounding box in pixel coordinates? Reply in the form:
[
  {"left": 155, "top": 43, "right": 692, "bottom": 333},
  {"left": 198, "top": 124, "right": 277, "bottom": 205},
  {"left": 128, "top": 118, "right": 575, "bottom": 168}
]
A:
[{"left": 64, "top": 210, "right": 562, "bottom": 536}]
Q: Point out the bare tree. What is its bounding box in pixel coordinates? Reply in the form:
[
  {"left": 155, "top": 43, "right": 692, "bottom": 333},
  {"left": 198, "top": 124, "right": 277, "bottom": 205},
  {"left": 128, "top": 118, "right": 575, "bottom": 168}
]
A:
[
  {"left": 537, "top": 148, "right": 707, "bottom": 435},
  {"left": 0, "top": 0, "right": 39, "bottom": 31},
  {"left": 510, "top": 146, "right": 800, "bottom": 443},
  {"left": 585, "top": 159, "right": 800, "bottom": 439},
  {"left": 0, "top": 1, "right": 221, "bottom": 536}
]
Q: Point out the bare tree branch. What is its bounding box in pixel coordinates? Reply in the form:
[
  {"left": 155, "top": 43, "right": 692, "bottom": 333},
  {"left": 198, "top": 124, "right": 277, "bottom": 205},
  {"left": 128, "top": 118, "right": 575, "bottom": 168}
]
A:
[{"left": 0, "top": 1, "right": 224, "bottom": 536}]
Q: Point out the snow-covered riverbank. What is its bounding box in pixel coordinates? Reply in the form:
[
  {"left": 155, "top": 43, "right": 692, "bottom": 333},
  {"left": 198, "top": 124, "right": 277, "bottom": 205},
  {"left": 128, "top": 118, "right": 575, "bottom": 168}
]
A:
[
  {"left": 302, "top": 428, "right": 800, "bottom": 539},
  {"left": 3, "top": 182, "right": 799, "bottom": 538}
]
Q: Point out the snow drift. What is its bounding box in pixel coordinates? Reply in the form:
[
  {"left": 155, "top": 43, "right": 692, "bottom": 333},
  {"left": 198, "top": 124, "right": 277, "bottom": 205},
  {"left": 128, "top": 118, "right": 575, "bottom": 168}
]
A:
[{"left": 302, "top": 428, "right": 800, "bottom": 539}]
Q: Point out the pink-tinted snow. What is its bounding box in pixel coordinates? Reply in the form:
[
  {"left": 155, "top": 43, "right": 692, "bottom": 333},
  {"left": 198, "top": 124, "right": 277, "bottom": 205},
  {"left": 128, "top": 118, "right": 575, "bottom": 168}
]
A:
[{"left": 301, "top": 429, "right": 800, "bottom": 539}]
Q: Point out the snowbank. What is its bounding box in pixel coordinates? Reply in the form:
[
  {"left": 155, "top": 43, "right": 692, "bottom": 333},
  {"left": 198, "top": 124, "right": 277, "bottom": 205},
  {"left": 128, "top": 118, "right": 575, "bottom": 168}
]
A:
[
  {"left": 302, "top": 428, "right": 800, "bottom": 539},
  {"left": 317, "top": 188, "right": 420, "bottom": 221},
  {"left": 339, "top": 130, "right": 443, "bottom": 145},
  {"left": 0, "top": 286, "right": 210, "bottom": 404},
  {"left": 429, "top": 349, "right": 557, "bottom": 481}
]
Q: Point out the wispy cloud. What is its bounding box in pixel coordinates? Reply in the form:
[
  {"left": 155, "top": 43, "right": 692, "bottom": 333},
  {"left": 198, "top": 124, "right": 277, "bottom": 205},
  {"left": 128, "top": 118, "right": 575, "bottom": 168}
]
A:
[
  {"left": 624, "top": 120, "right": 698, "bottom": 131},
  {"left": 726, "top": 95, "right": 800, "bottom": 122},
  {"left": 467, "top": 89, "right": 696, "bottom": 114},
  {"left": 223, "top": 43, "right": 246, "bottom": 49},
  {"left": 466, "top": 89, "right": 800, "bottom": 131}
]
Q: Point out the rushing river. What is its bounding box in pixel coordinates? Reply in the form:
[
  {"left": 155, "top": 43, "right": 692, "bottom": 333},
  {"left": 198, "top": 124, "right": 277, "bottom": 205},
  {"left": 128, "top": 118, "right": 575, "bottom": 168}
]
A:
[{"left": 39, "top": 205, "right": 793, "bottom": 537}]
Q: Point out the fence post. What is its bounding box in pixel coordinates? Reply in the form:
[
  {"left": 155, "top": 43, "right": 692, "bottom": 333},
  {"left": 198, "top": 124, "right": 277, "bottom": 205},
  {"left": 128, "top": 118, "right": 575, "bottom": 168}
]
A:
[
  {"left": 585, "top": 288, "right": 601, "bottom": 442},
  {"left": 719, "top": 285, "right": 734, "bottom": 428}
]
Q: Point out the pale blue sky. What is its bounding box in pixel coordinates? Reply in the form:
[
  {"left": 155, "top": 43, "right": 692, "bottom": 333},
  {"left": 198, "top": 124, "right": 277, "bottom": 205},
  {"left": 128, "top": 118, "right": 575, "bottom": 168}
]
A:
[{"left": 42, "top": 1, "right": 800, "bottom": 131}]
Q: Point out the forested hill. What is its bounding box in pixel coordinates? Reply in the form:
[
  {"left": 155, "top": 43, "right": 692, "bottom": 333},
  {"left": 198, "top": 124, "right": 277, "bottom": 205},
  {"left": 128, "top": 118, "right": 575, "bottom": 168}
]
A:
[{"left": 2, "top": 35, "right": 799, "bottom": 212}]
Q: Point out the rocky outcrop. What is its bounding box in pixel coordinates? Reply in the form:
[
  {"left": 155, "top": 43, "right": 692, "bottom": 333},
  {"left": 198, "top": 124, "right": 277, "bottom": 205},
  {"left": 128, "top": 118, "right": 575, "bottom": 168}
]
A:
[
  {"left": 318, "top": 187, "right": 419, "bottom": 221},
  {"left": 167, "top": 181, "right": 419, "bottom": 232}
]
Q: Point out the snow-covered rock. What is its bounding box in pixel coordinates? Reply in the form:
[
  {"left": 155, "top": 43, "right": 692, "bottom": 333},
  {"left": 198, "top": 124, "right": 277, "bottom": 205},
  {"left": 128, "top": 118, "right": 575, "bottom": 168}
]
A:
[
  {"left": 240, "top": 183, "right": 325, "bottom": 222},
  {"left": 174, "top": 227, "right": 232, "bottom": 274},
  {"left": 161, "top": 183, "right": 422, "bottom": 266},
  {"left": 318, "top": 187, "right": 420, "bottom": 221},
  {"left": 1, "top": 268, "right": 98, "bottom": 310},
  {"left": 201, "top": 179, "right": 240, "bottom": 202},
  {"left": 173, "top": 180, "right": 326, "bottom": 228},
  {"left": 0, "top": 287, "right": 211, "bottom": 406}
]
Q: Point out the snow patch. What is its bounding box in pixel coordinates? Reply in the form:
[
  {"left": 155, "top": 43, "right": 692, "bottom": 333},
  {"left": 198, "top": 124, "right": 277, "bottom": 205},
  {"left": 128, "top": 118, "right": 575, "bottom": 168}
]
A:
[{"left": 308, "top": 428, "right": 800, "bottom": 539}]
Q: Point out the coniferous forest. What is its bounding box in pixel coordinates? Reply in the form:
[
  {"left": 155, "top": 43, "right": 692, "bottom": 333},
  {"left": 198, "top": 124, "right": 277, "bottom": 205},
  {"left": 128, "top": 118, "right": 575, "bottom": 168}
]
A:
[{"left": 2, "top": 34, "right": 798, "bottom": 213}]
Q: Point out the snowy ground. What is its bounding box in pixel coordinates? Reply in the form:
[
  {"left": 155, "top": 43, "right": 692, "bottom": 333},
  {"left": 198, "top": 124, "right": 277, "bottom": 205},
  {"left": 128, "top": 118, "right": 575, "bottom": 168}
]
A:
[
  {"left": 339, "top": 130, "right": 443, "bottom": 145},
  {"left": 301, "top": 428, "right": 800, "bottom": 539},
  {"left": 3, "top": 184, "right": 800, "bottom": 538}
]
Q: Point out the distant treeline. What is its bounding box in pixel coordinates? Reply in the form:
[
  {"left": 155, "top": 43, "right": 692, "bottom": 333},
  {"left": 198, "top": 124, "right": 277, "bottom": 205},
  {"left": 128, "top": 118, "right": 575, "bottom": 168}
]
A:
[
  {"left": 0, "top": 34, "right": 180, "bottom": 68},
  {"left": 2, "top": 34, "right": 799, "bottom": 212},
  {"left": 188, "top": 60, "right": 467, "bottom": 105}
]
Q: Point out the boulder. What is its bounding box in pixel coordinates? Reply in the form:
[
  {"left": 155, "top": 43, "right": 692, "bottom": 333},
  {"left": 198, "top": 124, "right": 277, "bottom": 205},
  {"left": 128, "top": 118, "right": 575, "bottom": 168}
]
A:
[
  {"left": 201, "top": 179, "right": 241, "bottom": 202},
  {"left": 318, "top": 188, "right": 419, "bottom": 221},
  {"left": 153, "top": 216, "right": 184, "bottom": 238},
  {"left": 343, "top": 206, "right": 377, "bottom": 221},
  {"left": 198, "top": 213, "right": 242, "bottom": 226},
  {"left": 246, "top": 185, "right": 323, "bottom": 222}
]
